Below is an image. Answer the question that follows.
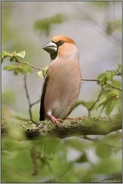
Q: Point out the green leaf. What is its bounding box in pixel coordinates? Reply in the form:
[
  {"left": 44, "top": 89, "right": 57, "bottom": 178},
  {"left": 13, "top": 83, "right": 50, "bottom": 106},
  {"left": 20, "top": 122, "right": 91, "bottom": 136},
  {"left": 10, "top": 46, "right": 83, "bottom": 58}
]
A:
[
  {"left": 15, "top": 51, "right": 26, "bottom": 58},
  {"left": 37, "top": 66, "right": 48, "bottom": 78},
  {"left": 95, "top": 142, "right": 112, "bottom": 159},
  {"left": 97, "top": 73, "right": 107, "bottom": 85},
  {"left": 1, "top": 51, "right": 12, "bottom": 63},
  {"left": 93, "top": 156, "right": 122, "bottom": 175},
  {"left": 1, "top": 51, "right": 26, "bottom": 63},
  {"left": 105, "top": 99, "right": 117, "bottom": 116},
  {"left": 105, "top": 71, "right": 115, "bottom": 81},
  {"left": 97, "top": 89, "right": 120, "bottom": 115},
  {"left": 76, "top": 152, "right": 88, "bottom": 163},
  {"left": 112, "top": 79, "right": 121, "bottom": 88},
  {"left": 37, "top": 71, "right": 44, "bottom": 79},
  {"left": 118, "top": 64, "right": 122, "bottom": 71},
  {"left": 106, "top": 90, "right": 119, "bottom": 100},
  {"left": 4, "top": 64, "right": 32, "bottom": 75},
  {"left": 116, "top": 64, "right": 122, "bottom": 76},
  {"left": 4, "top": 65, "right": 17, "bottom": 71},
  {"left": 10, "top": 57, "right": 14, "bottom": 62},
  {"left": 20, "top": 65, "right": 33, "bottom": 74},
  {"left": 97, "top": 97, "right": 107, "bottom": 108},
  {"left": 83, "top": 100, "right": 96, "bottom": 110},
  {"left": 97, "top": 66, "right": 122, "bottom": 85},
  {"left": 64, "top": 137, "right": 90, "bottom": 152}
]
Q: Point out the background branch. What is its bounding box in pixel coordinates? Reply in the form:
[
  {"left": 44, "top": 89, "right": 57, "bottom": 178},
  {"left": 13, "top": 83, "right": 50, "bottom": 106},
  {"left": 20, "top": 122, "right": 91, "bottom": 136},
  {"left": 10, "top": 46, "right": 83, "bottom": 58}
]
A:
[{"left": 24, "top": 75, "right": 35, "bottom": 123}]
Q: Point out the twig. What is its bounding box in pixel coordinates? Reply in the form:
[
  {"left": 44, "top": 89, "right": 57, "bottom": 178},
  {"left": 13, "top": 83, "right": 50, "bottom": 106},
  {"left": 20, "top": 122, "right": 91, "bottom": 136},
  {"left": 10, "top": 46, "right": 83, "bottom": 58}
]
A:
[
  {"left": 13, "top": 56, "right": 122, "bottom": 92},
  {"left": 106, "top": 82, "right": 122, "bottom": 91},
  {"left": 83, "top": 79, "right": 122, "bottom": 91},
  {"left": 31, "top": 99, "right": 41, "bottom": 107},
  {"left": 24, "top": 75, "right": 35, "bottom": 123},
  {"left": 13, "top": 56, "right": 42, "bottom": 71},
  {"left": 89, "top": 87, "right": 104, "bottom": 112},
  {"left": 31, "top": 148, "right": 39, "bottom": 176},
  {"left": 74, "top": 86, "right": 104, "bottom": 117},
  {"left": 82, "top": 78, "right": 98, "bottom": 82}
]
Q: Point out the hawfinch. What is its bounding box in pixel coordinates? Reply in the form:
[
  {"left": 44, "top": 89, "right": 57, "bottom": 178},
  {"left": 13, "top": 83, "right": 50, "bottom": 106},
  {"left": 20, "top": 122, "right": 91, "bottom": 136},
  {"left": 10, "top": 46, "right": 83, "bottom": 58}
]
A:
[{"left": 40, "top": 35, "right": 82, "bottom": 125}]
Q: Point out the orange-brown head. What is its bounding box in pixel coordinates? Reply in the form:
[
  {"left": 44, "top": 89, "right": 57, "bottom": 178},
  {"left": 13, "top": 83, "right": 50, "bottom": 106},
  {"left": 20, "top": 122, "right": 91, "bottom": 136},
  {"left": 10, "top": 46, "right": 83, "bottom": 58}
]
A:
[{"left": 43, "top": 35, "right": 78, "bottom": 60}]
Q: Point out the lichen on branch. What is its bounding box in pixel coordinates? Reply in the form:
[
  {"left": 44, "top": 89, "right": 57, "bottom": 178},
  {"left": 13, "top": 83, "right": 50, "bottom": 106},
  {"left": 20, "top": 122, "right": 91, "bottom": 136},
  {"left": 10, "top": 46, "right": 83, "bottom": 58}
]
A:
[{"left": 3, "top": 113, "right": 121, "bottom": 139}]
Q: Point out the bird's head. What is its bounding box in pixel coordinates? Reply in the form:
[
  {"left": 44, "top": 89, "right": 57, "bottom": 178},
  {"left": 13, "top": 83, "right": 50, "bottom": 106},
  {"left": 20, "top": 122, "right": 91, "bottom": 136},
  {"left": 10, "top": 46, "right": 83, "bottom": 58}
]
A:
[{"left": 42, "top": 35, "right": 79, "bottom": 60}]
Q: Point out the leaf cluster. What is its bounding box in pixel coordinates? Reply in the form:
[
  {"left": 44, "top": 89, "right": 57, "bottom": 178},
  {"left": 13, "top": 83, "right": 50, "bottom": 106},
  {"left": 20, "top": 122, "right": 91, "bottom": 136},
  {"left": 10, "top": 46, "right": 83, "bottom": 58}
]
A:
[
  {"left": 79, "top": 65, "right": 122, "bottom": 116},
  {"left": 96, "top": 65, "right": 122, "bottom": 115},
  {"left": 2, "top": 51, "right": 48, "bottom": 78},
  {"left": 2, "top": 122, "right": 122, "bottom": 182},
  {"left": 2, "top": 51, "right": 32, "bottom": 75},
  {"left": 2, "top": 50, "right": 26, "bottom": 62}
]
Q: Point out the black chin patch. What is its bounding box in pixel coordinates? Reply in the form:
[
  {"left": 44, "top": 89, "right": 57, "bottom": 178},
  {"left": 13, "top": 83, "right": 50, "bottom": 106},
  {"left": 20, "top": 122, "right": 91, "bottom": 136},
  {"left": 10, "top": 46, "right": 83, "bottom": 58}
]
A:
[
  {"left": 50, "top": 40, "right": 64, "bottom": 60},
  {"left": 51, "top": 51, "right": 58, "bottom": 60}
]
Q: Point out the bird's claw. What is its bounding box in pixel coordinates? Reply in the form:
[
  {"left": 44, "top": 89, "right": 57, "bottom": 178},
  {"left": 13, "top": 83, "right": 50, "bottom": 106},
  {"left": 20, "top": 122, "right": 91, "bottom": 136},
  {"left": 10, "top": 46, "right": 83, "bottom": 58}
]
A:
[{"left": 49, "top": 115, "right": 63, "bottom": 126}]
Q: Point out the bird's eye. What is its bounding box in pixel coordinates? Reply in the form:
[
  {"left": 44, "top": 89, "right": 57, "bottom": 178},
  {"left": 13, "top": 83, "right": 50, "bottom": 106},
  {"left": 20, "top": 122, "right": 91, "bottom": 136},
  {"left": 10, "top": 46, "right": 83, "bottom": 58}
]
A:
[{"left": 56, "top": 40, "right": 64, "bottom": 47}]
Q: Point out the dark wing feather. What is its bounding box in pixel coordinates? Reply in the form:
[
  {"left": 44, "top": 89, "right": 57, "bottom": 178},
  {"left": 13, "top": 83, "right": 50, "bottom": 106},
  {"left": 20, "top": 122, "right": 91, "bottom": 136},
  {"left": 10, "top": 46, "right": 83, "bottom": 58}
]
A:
[{"left": 39, "top": 76, "right": 49, "bottom": 121}]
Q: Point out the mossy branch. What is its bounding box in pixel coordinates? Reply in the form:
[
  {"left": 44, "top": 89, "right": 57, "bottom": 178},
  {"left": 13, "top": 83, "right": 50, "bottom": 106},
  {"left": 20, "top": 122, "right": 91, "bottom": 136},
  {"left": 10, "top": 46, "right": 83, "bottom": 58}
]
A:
[{"left": 15, "top": 113, "right": 122, "bottom": 139}]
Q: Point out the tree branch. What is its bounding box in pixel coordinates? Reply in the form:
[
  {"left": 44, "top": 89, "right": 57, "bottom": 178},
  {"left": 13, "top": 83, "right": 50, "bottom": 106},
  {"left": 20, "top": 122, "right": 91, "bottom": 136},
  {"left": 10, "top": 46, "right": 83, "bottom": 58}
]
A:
[{"left": 19, "top": 113, "right": 122, "bottom": 139}]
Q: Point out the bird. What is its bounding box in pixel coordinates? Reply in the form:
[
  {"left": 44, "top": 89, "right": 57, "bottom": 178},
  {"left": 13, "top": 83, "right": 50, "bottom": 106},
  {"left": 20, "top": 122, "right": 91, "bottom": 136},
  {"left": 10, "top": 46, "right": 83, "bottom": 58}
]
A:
[{"left": 39, "top": 35, "right": 82, "bottom": 125}]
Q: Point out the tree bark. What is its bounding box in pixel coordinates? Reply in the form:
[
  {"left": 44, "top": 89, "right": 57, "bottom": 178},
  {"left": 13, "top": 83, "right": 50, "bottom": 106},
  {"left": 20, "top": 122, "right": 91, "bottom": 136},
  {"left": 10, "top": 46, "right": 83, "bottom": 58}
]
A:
[{"left": 20, "top": 113, "right": 122, "bottom": 138}]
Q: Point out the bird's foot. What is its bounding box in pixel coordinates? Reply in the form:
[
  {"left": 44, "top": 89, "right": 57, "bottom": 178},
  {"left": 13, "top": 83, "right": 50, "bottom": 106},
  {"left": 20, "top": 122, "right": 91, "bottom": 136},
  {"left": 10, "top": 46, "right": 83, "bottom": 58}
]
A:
[{"left": 49, "top": 115, "right": 63, "bottom": 126}]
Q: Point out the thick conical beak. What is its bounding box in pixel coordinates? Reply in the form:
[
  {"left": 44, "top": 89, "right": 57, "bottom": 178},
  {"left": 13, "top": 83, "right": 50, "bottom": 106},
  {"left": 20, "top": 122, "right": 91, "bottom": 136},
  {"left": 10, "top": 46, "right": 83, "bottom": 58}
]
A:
[{"left": 42, "top": 41, "right": 57, "bottom": 54}]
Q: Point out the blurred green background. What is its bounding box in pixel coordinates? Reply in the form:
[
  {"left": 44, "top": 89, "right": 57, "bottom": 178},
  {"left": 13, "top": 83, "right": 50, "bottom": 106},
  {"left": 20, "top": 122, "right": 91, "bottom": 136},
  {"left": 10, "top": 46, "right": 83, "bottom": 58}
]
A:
[{"left": 2, "top": 2, "right": 122, "bottom": 183}]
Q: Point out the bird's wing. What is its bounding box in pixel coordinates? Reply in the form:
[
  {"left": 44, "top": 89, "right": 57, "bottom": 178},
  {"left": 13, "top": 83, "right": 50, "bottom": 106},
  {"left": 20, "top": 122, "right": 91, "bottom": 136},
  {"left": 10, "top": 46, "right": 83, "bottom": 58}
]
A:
[{"left": 39, "top": 75, "right": 49, "bottom": 121}]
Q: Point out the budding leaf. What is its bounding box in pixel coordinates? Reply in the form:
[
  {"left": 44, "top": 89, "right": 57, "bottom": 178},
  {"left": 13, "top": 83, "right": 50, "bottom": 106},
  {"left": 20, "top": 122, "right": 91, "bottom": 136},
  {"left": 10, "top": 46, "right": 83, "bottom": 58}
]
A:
[
  {"left": 106, "top": 90, "right": 119, "bottom": 100},
  {"left": 15, "top": 51, "right": 26, "bottom": 58},
  {"left": 105, "top": 71, "right": 115, "bottom": 81},
  {"left": 37, "top": 66, "right": 48, "bottom": 78},
  {"left": 1, "top": 51, "right": 11, "bottom": 63}
]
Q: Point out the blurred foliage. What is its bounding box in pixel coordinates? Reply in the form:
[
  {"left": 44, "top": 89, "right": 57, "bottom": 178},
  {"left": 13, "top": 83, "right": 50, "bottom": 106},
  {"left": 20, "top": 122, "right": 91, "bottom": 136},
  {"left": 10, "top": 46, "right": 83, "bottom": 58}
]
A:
[
  {"left": 2, "top": 1, "right": 122, "bottom": 183},
  {"left": 2, "top": 125, "right": 122, "bottom": 182},
  {"left": 90, "top": 2, "right": 109, "bottom": 7},
  {"left": 2, "top": 90, "right": 16, "bottom": 106},
  {"left": 105, "top": 19, "right": 122, "bottom": 35},
  {"left": 88, "top": 1, "right": 122, "bottom": 40},
  {"left": 2, "top": 3, "right": 28, "bottom": 52},
  {"left": 2, "top": 3, "right": 14, "bottom": 45},
  {"left": 34, "top": 13, "right": 66, "bottom": 36}
]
